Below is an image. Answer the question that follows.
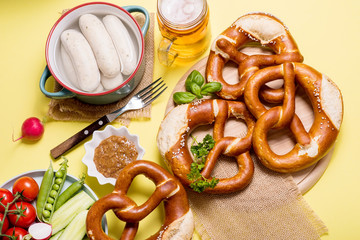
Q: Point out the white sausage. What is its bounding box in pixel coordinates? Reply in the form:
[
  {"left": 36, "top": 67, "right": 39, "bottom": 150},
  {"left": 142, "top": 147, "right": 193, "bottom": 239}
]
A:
[
  {"left": 93, "top": 82, "right": 105, "bottom": 93},
  {"left": 60, "top": 44, "right": 79, "bottom": 89},
  {"left": 101, "top": 72, "right": 125, "bottom": 90},
  {"left": 103, "top": 15, "right": 137, "bottom": 76},
  {"left": 79, "top": 14, "right": 121, "bottom": 78},
  {"left": 60, "top": 29, "right": 100, "bottom": 92}
]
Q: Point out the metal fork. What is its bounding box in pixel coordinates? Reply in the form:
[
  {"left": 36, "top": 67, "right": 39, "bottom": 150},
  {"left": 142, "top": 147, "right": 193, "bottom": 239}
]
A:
[{"left": 50, "top": 78, "right": 167, "bottom": 159}]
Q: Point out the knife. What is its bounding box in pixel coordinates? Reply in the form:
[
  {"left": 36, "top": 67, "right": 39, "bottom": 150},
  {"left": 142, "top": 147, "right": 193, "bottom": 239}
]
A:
[
  {"left": 50, "top": 111, "right": 121, "bottom": 159},
  {"left": 50, "top": 77, "right": 166, "bottom": 159}
]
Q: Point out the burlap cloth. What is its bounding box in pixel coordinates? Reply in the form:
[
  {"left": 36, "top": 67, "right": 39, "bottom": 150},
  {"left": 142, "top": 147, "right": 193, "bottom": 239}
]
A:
[
  {"left": 187, "top": 153, "right": 328, "bottom": 240},
  {"left": 47, "top": 13, "right": 155, "bottom": 126}
]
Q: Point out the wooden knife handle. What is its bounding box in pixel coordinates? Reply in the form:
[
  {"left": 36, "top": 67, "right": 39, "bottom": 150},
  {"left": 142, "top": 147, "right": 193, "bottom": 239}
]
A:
[{"left": 50, "top": 115, "right": 110, "bottom": 159}]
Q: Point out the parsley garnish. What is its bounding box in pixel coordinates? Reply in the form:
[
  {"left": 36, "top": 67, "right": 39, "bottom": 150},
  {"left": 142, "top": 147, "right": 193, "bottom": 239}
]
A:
[
  {"left": 190, "top": 134, "right": 215, "bottom": 161},
  {"left": 187, "top": 134, "right": 219, "bottom": 193}
]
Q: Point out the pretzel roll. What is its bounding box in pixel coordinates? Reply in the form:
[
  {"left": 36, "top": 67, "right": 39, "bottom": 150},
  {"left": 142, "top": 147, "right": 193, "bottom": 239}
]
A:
[
  {"left": 206, "top": 12, "right": 303, "bottom": 100},
  {"left": 244, "top": 62, "right": 343, "bottom": 172},
  {"left": 157, "top": 99, "right": 255, "bottom": 194},
  {"left": 86, "top": 160, "right": 194, "bottom": 240}
]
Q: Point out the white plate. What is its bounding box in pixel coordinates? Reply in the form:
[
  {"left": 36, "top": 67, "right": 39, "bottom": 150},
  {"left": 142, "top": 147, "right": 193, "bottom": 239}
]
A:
[{"left": 0, "top": 169, "right": 108, "bottom": 234}]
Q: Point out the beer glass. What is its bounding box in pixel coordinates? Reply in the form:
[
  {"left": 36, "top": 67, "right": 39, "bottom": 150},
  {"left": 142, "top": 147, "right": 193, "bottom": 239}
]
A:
[{"left": 157, "top": 0, "right": 211, "bottom": 66}]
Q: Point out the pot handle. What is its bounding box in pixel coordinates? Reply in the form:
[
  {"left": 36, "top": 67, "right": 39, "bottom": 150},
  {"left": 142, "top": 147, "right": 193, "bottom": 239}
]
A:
[
  {"left": 39, "top": 66, "right": 76, "bottom": 99},
  {"left": 122, "top": 5, "right": 150, "bottom": 36}
]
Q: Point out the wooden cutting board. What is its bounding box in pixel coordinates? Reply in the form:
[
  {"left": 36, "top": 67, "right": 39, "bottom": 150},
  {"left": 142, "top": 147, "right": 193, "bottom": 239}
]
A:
[{"left": 165, "top": 52, "right": 333, "bottom": 194}]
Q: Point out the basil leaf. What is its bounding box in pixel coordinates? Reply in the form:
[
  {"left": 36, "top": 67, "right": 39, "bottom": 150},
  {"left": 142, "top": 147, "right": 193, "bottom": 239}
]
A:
[
  {"left": 200, "top": 82, "right": 222, "bottom": 95},
  {"left": 189, "top": 82, "right": 203, "bottom": 99},
  {"left": 173, "top": 92, "right": 196, "bottom": 105},
  {"left": 191, "top": 70, "right": 205, "bottom": 87},
  {"left": 185, "top": 70, "right": 204, "bottom": 91}
]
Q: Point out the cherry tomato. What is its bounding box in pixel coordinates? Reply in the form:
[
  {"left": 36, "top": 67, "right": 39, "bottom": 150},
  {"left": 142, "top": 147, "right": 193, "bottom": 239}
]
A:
[
  {"left": 0, "top": 212, "right": 9, "bottom": 234},
  {"left": 12, "top": 177, "right": 39, "bottom": 202},
  {"left": 0, "top": 188, "right": 14, "bottom": 213},
  {"left": 8, "top": 202, "right": 36, "bottom": 228},
  {"left": 3, "top": 227, "right": 28, "bottom": 240},
  {"left": 2, "top": 227, "right": 28, "bottom": 240}
]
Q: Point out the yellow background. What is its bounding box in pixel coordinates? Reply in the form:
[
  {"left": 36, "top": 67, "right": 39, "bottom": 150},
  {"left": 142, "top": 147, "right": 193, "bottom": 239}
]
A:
[{"left": 0, "top": 0, "right": 359, "bottom": 239}]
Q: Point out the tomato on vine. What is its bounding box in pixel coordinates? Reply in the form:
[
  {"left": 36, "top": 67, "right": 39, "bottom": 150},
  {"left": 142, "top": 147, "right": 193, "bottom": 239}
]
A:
[
  {"left": 8, "top": 202, "right": 36, "bottom": 228},
  {"left": 0, "top": 189, "right": 14, "bottom": 213},
  {"left": 2, "top": 227, "right": 28, "bottom": 240},
  {"left": 0, "top": 212, "right": 9, "bottom": 234},
  {"left": 12, "top": 177, "right": 39, "bottom": 202}
]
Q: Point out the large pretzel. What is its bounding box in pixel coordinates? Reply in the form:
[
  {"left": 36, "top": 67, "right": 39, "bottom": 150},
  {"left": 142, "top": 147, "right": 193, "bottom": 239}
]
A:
[
  {"left": 157, "top": 99, "right": 256, "bottom": 194},
  {"left": 244, "top": 62, "right": 343, "bottom": 172},
  {"left": 206, "top": 12, "right": 304, "bottom": 101},
  {"left": 86, "top": 160, "right": 194, "bottom": 239}
]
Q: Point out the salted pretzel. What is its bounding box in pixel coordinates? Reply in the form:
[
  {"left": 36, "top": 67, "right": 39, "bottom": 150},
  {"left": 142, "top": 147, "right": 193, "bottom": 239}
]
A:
[
  {"left": 206, "top": 12, "right": 304, "bottom": 101},
  {"left": 244, "top": 62, "right": 343, "bottom": 172},
  {"left": 157, "top": 99, "right": 256, "bottom": 194},
  {"left": 86, "top": 160, "right": 194, "bottom": 240}
]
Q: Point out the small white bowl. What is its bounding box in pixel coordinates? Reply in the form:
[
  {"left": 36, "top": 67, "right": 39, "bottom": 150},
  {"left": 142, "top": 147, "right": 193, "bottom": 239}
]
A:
[{"left": 82, "top": 125, "right": 145, "bottom": 185}]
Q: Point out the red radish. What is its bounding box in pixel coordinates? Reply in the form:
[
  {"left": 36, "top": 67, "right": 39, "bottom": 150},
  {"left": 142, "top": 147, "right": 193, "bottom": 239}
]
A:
[
  {"left": 27, "top": 223, "right": 52, "bottom": 240},
  {"left": 13, "top": 117, "right": 44, "bottom": 142}
]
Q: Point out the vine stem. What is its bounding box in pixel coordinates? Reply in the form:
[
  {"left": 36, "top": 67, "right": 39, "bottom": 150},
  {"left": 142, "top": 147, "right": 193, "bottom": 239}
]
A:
[{"left": 0, "top": 193, "right": 22, "bottom": 238}]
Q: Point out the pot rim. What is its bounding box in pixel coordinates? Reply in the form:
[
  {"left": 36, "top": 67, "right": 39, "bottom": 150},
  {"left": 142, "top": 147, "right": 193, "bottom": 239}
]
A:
[{"left": 45, "top": 1, "right": 145, "bottom": 96}]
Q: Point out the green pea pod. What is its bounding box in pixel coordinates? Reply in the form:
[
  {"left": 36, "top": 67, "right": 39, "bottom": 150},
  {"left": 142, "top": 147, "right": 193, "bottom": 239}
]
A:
[
  {"left": 200, "top": 82, "right": 223, "bottom": 96},
  {"left": 36, "top": 161, "right": 54, "bottom": 221},
  {"left": 185, "top": 70, "right": 204, "bottom": 91},
  {"left": 54, "top": 174, "right": 85, "bottom": 211},
  {"left": 42, "top": 157, "right": 68, "bottom": 223},
  {"left": 173, "top": 92, "right": 196, "bottom": 105}
]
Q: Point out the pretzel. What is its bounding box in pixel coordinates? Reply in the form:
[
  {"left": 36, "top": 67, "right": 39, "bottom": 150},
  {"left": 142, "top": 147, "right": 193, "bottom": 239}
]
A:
[
  {"left": 157, "top": 99, "right": 256, "bottom": 194},
  {"left": 244, "top": 62, "right": 343, "bottom": 172},
  {"left": 86, "top": 160, "right": 194, "bottom": 240},
  {"left": 206, "top": 12, "right": 304, "bottom": 101}
]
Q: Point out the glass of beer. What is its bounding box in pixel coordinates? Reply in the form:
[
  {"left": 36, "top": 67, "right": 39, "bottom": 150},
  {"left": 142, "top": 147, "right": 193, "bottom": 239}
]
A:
[{"left": 157, "top": 0, "right": 211, "bottom": 66}]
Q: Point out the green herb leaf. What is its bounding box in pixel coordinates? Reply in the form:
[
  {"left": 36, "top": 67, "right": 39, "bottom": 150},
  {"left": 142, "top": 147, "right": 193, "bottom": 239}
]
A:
[
  {"left": 173, "top": 92, "right": 196, "bottom": 105},
  {"left": 185, "top": 70, "right": 204, "bottom": 92},
  {"left": 187, "top": 162, "right": 203, "bottom": 181},
  {"left": 175, "top": 70, "right": 222, "bottom": 105},
  {"left": 187, "top": 134, "right": 218, "bottom": 193},
  {"left": 190, "top": 134, "right": 215, "bottom": 161},
  {"left": 200, "top": 82, "right": 223, "bottom": 95},
  {"left": 189, "top": 176, "right": 219, "bottom": 193},
  {"left": 189, "top": 82, "right": 203, "bottom": 99}
]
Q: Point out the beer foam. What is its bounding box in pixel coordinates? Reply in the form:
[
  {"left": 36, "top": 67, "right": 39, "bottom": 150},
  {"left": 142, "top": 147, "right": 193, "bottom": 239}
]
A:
[{"left": 160, "top": 0, "right": 203, "bottom": 24}]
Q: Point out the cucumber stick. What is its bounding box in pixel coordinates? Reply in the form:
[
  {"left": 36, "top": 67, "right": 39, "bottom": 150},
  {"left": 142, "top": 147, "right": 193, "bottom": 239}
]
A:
[
  {"left": 50, "top": 190, "right": 94, "bottom": 235},
  {"left": 58, "top": 210, "right": 88, "bottom": 240},
  {"left": 49, "top": 230, "right": 64, "bottom": 240}
]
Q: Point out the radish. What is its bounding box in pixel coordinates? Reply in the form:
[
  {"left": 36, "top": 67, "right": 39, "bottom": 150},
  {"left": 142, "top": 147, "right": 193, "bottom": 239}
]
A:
[
  {"left": 13, "top": 117, "right": 44, "bottom": 142},
  {"left": 27, "top": 222, "right": 52, "bottom": 240}
]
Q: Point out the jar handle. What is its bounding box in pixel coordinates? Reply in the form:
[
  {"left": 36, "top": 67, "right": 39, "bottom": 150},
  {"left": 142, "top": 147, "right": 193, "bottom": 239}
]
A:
[{"left": 158, "top": 37, "right": 178, "bottom": 67}]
